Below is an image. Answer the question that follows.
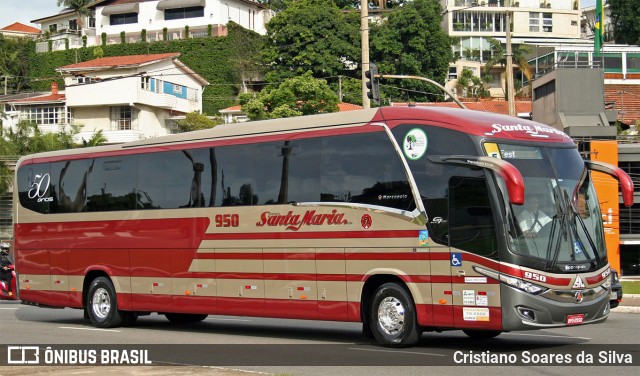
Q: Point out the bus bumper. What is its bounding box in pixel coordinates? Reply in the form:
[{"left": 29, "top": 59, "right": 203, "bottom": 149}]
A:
[{"left": 500, "top": 284, "right": 610, "bottom": 331}]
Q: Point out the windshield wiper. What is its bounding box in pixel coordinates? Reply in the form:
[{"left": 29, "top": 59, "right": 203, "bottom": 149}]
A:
[
  {"left": 562, "top": 189, "right": 601, "bottom": 267},
  {"left": 546, "top": 184, "right": 569, "bottom": 272}
]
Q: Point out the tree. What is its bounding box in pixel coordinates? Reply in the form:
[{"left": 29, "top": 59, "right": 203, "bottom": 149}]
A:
[
  {"left": 56, "top": 0, "right": 93, "bottom": 30},
  {"left": 608, "top": 0, "right": 640, "bottom": 45},
  {"left": 0, "top": 121, "right": 81, "bottom": 195},
  {"left": 0, "top": 35, "right": 33, "bottom": 93},
  {"left": 176, "top": 112, "right": 221, "bottom": 132},
  {"left": 369, "top": 0, "right": 453, "bottom": 102},
  {"left": 242, "top": 71, "right": 339, "bottom": 120},
  {"left": 81, "top": 129, "right": 108, "bottom": 147},
  {"left": 262, "top": 0, "right": 360, "bottom": 83},
  {"left": 226, "top": 22, "right": 265, "bottom": 95},
  {"left": 483, "top": 38, "right": 532, "bottom": 81},
  {"left": 455, "top": 68, "right": 490, "bottom": 99}
]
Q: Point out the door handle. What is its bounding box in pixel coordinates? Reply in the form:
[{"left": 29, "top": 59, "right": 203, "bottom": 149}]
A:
[{"left": 456, "top": 270, "right": 466, "bottom": 277}]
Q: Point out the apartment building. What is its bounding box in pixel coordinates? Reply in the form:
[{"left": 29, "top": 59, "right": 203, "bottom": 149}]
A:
[{"left": 32, "top": 0, "right": 273, "bottom": 52}]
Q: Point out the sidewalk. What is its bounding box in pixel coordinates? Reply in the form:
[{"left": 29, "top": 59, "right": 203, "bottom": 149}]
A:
[{"left": 612, "top": 293, "right": 640, "bottom": 314}]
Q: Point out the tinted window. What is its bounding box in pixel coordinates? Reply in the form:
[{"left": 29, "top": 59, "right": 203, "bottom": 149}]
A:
[
  {"left": 321, "top": 132, "right": 412, "bottom": 210},
  {"left": 392, "top": 125, "right": 484, "bottom": 245},
  {"left": 17, "top": 163, "right": 52, "bottom": 214},
  {"left": 49, "top": 159, "right": 94, "bottom": 213},
  {"left": 215, "top": 145, "right": 257, "bottom": 206},
  {"left": 449, "top": 177, "right": 498, "bottom": 259},
  {"left": 285, "top": 139, "right": 322, "bottom": 203},
  {"left": 110, "top": 13, "right": 138, "bottom": 25},
  {"left": 138, "top": 151, "right": 195, "bottom": 209},
  {"left": 165, "top": 6, "right": 204, "bottom": 20},
  {"left": 87, "top": 156, "right": 139, "bottom": 211}
]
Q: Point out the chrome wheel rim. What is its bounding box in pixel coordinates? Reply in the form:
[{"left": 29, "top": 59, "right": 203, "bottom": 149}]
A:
[
  {"left": 377, "top": 296, "right": 405, "bottom": 335},
  {"left": 91, "top": 287, "right": 111, "bottom": 320}
]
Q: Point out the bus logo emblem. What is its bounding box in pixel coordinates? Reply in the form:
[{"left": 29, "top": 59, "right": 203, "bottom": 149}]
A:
[
  {"left": 572, "top": 276, "right": 586, "bottom": 289},
  {"left": 256, "top": 210, "right": 348, "bottom": 231},
  {"left": 574, "top": 291, "right": 584, "bottom": 303},
  {"left": 27, "top": 173, "right": 52, "bottom": 203},
  {"left": 361, "top": 214, "right": 372, "bottom": 229}
]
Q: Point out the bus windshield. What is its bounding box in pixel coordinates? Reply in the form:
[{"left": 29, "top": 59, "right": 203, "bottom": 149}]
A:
[{"left": 494, "top": 143, "right": 606, "bottom": 272}]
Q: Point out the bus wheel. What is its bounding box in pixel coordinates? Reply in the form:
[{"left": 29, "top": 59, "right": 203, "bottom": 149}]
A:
[
  {"left": 86, "top": 277, "right": 123, "bottom": 328},
  {"left": 369, "top": 283, "right": 420, "bottom": 347},
  {"left": 121, "top": 311, "right": 138, "bottom": 327},
  {"left": 462, "top": 329, "right": 502, "bottom": 339},
  {"left": 164, "top": 313, "right": 208, "bottom": 324}
]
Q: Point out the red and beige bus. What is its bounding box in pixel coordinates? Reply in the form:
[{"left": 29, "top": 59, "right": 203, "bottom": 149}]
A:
[{"left": 13, "top": 107, "right": 634, "bottom": 346}]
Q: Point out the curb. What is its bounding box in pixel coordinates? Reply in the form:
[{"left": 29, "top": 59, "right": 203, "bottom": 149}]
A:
[{"left": 611, "top": 306, "right": 640, "bottom": 314}]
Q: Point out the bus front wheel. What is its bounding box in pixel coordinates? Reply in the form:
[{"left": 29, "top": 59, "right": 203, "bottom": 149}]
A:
[
  {"left": 369, "top": 283, "right": 420, "bottom": 347},
  {"left": 86, "top": 276, "right": 123, "bottom": 328}
]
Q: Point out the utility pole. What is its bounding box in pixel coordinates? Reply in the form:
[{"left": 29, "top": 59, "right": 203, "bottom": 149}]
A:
[
  {"left": 505, "top": 11, "right": 516, "bottom": 117},
  {"left": 2, "top": 76, "right": 11, "bottom": 95},
  {"left": 361, "top": 1, "right": 370, "bottom": 109}
]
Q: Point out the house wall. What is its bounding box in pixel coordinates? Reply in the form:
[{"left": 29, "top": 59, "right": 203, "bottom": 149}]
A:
[
  {"left": 95, "top": 0, "right": 270, "bottom": 45},
  {"left": 64, "top": 60, "right": 203, "bottom": 114}
]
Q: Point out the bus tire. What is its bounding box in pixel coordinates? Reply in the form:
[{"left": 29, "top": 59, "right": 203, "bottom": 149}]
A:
[
  {"left": 164, "top": 313, "right": 208, "bottom": 324},
  {"left": 121, "top": 311, "right": 138, "bottom": 327},
  {"left": 369, "top": 283, "right": 420, "bottom": 347},
  {"left": 462, "top": 329, "right": 502, "bottom": 339},
  {"left": 86, "top": 276, "right": 123, "bottom": 328}
]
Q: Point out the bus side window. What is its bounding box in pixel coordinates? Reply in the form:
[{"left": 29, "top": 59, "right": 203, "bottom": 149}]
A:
[
  {"left": 320, "top": 132, "right": 412, "bottom": 210},
  {"left": 17, "top": 164, "right": 51, "bottom": 214},
  {"left": 449, "top": 176, "right": 498, "bottom": 259},
  {"left": 86, "top": 156, "right": 139, "bottom": 212},
  {"left": 49, "top": 159, "right": 94, "bottom": 213}
]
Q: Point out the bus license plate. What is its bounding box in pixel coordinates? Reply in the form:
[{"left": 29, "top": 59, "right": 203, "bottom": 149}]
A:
[{"left": 566, "top": 314, "right": 585, "bottom": 325}]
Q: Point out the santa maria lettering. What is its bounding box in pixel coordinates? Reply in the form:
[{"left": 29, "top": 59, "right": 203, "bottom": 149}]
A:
[
  {"left": 486, "top": 123, "right": 569, "bottom": 139},
  {"left": 256, "top": 210, "right": 349, "bottom": 231}
]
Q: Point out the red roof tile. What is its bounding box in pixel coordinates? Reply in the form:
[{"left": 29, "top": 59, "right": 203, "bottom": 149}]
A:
[
  {"left": 9, "top": 94, "right": 65, "bottom": 104},
  {"left": 337, "top": 102, "right": 363, "bottom": 112},
  {"left": 1, "top": 22, "right": 40, "bottom": 33},
  {"left": 59, "top": 53, "right": 181, "bottom": 70}
]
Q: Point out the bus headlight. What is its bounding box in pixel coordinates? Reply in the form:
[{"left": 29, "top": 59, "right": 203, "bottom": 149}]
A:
[
  {"left": 500, "top": 274, "right": 548, "bottom": 295},
  {"left": 601, "top": 274, "right": 612, "bottom": 290}
]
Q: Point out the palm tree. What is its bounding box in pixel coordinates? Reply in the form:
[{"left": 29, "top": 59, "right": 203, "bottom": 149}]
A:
[
  {"left": 56, "top": 0, "right": 93, "bottom": 30},
  {"left": 483, "top": 38, "right": 533, "bottom": 81}
]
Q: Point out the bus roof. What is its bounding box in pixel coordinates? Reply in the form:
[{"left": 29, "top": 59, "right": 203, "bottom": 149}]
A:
[{"left": 18, "top": 107, "right": 574, "bottom": 166}]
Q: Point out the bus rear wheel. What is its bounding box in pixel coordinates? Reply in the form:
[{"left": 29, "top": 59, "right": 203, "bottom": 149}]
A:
[
  {"left": 86, "top": 276, "right": 123, "bottom": 328},
  {"left": 369, "top": 283, "right": 420, "bottom": 347},
  {"left": 164, "top": 313, "right": 208, "bottom": 324}
]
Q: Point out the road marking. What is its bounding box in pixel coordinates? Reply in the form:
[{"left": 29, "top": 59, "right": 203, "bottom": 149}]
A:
[
  {"left": 59, "top": 326, "right": 121, "bottom": 332},
  {"left": 503, "top": 332, "right": 591, "bottom": 340},
  {"left": 0, "top": 307, "right": 19, "bottom": 310},
  {"left": 349, "top": 347, "right": 446, "bottom": 357}
]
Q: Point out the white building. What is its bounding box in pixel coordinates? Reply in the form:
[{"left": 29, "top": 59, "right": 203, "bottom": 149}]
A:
[
  {"left": 32, "top": 0, "right": 273, "bottom": 52},
  {"left": 2, "top": 53, "right": 209, "bottom": 144},
  {"left": 440, "top": 0, "right": 582, "bottom": 99}
]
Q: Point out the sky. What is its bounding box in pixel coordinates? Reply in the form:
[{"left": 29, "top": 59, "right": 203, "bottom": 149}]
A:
[{"left": 0, "top": 0, "right": 600, "bottom": 30}]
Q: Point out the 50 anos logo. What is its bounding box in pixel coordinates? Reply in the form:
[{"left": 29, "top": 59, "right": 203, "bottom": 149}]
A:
[{"left": 27, "top": 173, "right": 53, "bottom": 203}]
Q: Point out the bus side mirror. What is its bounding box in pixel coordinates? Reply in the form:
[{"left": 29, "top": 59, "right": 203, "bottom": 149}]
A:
[{"left": 585, "top": 161, "right": 634, "bottom": 207}]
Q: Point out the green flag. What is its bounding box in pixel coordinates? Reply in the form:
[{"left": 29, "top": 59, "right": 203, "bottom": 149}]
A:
[{"left": 594, "top": 0, "right": 604, "bottom": 55}]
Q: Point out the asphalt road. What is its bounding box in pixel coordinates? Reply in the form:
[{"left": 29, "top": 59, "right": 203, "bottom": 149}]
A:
[{"left": 1, "top": 300, "right": 638, "bottom": 376}]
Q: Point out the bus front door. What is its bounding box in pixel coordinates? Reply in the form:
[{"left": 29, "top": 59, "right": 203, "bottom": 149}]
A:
[{"left": 448, "top": 176, "right": 501, "bottom": 330}]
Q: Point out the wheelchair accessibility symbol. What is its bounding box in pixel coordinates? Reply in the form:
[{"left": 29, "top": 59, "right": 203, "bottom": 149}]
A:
[{"left": 451, "top": 253, "right": 462, "bottom": 266}]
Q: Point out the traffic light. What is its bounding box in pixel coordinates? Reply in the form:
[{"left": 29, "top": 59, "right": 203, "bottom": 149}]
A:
[{"left": 365, "top": 63, "right": 380, "bottom": 104}]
